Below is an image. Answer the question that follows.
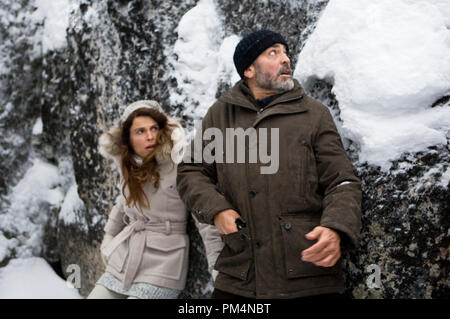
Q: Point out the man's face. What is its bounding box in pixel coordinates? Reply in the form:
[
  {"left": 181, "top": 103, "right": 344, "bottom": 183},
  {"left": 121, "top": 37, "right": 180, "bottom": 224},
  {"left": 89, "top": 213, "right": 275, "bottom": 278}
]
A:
[{"left": 250, "top": 43, "right": 294, "bottom": 93}]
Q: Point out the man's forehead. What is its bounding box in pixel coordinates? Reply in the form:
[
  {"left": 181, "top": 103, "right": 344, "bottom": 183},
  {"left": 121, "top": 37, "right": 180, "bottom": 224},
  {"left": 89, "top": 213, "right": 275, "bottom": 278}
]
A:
[
  {"left": 267, "top": 43, "right": 287, "bottom": 50},
  {"left": 270, "top": 43, "right": 286, "bottom": 49}
]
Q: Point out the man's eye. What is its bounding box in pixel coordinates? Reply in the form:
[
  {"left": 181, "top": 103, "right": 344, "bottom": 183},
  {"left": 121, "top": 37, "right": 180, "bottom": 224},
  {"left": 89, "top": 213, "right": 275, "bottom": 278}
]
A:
[{"left": 269, "top": 50, "right": 276, "bottom": 56}]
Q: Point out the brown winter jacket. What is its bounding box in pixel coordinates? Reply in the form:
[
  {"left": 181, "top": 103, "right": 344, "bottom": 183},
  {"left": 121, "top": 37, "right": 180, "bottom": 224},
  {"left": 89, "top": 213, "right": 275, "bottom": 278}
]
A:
[{"left": 176, "top": 79, "right": 362, "bottom": 298}]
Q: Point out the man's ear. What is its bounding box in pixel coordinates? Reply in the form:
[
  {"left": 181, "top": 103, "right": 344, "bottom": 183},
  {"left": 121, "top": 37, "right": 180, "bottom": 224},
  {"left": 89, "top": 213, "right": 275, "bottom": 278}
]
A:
[{"left": 244, "top": 64, "right": 255, "bottom": 79}]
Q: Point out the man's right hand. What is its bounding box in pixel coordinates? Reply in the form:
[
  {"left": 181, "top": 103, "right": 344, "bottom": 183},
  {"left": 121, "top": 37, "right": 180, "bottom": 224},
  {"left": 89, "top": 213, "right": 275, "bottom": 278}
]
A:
[{"left": 214, "top": 209, "right": 241, "bottom": 235}]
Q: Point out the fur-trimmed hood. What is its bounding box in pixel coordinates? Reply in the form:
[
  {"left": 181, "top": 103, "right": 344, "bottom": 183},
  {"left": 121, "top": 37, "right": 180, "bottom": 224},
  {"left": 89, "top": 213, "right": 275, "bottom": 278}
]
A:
[{"left": 98, "top": 112, "right": 185, "bottom": 167}]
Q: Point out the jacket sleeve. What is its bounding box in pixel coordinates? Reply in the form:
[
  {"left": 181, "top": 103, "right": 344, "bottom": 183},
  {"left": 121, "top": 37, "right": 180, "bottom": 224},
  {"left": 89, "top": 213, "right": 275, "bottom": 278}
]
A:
[
  {"left": 313, "top": 104, "right": 362, "bottom": 248},
  {"left": 103, "top": 195, "right": 127, "bottom": 236},
  {"left": 192, "top": 214, "right": 224, "bottom": 271},
  {"left": 176, "top": 107, "right": 235, "bottom": 225}
]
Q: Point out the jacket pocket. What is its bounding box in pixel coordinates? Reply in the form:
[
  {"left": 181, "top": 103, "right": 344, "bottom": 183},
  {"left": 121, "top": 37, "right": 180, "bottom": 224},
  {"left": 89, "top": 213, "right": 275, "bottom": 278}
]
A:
[
  {"left": 214, "top": 227, "right": 252, "bottom": 281},
  {"left": 298, "top": 140, "right": 309, "bottom": 197},
  {"left": 143, "top": 234, "right": 188, "bottom": 280},
  {"left": 108, "top": 240, "right": 129, "bottom": 273},
  {"left": 300, "top": 139, "right": 317, "bottom": 198},
  {"left": 283, "top": 138, "right": 310, "bottom": 212},
  {"left": 279, "top": 216, "right": 340, "bottom": 279}
]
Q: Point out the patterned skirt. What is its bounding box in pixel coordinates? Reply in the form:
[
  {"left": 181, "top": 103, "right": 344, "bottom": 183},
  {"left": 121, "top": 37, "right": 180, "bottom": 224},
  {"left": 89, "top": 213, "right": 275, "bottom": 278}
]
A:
[{"left": 96, "top": 272, "right": 180, "bottom": 299}]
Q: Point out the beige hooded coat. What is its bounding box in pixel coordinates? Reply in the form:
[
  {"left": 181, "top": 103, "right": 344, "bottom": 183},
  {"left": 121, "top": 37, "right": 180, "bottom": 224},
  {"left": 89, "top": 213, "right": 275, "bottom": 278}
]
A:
[{"left": 98, "top": 111, "right": 223, "bottom": 291}]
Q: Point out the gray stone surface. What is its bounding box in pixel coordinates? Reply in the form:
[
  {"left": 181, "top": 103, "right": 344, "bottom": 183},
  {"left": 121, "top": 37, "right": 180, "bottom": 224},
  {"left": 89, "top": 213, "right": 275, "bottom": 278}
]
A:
[
  {"left": 346, "top": 148, "right": 449, "bottom": 298},
  {"left": 307, "top": 78, "right": 449, "bottom": 299}
]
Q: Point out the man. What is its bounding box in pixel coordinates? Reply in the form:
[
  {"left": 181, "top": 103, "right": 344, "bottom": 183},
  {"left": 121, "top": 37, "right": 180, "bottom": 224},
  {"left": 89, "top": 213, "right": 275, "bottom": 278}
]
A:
[{"left": 176, "top": 30, "right": 362, "bottom": 299}]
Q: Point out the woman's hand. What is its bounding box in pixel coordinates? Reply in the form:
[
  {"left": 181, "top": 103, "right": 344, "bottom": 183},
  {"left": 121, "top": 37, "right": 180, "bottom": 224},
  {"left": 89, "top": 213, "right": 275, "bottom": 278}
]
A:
[{"left": 100, "top": 233, "right": 114, "bottom": 266}]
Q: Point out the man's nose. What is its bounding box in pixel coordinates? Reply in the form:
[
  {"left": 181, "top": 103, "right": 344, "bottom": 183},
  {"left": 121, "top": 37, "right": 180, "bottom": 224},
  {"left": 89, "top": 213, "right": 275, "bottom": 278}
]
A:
[{"left": 281, "top": 52, "right": 290, "bottom": 64}]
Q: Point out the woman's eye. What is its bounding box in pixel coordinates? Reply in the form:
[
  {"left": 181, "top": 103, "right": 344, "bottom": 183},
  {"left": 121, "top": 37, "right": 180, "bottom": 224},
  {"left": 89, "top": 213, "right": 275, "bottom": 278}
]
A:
[
  {"left": 151, "top": 127, "right": 159, "bottom": 132},
  {"left": 137, "top": 129, "right": 144, "bottom": 134}
]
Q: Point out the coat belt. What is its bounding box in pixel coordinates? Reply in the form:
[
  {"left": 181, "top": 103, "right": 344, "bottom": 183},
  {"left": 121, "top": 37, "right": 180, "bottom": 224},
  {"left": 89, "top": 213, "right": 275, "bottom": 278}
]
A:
[{"left": 101, "top": 219, "right": 187, "bottom": 290}]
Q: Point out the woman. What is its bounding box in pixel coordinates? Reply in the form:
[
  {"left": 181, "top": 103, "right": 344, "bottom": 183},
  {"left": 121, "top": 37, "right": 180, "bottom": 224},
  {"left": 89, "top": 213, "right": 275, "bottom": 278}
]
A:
[{"left": 88, "top": 100, "right": 223, "bottom": 299}]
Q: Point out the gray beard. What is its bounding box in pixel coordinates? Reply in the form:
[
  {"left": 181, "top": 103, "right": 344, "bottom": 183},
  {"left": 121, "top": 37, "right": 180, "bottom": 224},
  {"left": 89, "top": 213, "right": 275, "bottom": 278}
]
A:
[{"left": 254, "top": 65, "right": 294, "bottom": 93}]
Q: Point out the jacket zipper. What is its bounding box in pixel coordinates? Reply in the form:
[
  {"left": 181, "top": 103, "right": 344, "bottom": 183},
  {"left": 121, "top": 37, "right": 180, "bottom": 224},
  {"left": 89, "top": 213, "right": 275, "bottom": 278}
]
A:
[
  {"left": 257, "top": 95, "right": 304, "bottom": 113},
  {"left": 253, "top": 95, "right": 305, "bottom": 127}
]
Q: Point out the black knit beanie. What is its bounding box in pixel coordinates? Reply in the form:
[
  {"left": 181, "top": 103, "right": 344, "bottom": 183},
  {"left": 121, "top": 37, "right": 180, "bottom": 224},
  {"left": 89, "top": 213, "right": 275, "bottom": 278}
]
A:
[{"left": 233, "top": 30, "right": 289, "bottom": 78}]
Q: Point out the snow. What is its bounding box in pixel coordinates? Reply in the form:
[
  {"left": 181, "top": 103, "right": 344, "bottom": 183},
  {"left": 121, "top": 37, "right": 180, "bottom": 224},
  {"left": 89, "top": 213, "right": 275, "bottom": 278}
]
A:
[
  {"left": 59, "top": 183, "right": 89, "bottom": 233},
  {"left": 168, "top": 0, "right": 240, "bottom": 130},
  {"left": 295, "top": 0, "right": 450, "bottom": 170},
  {"left": 0, "top": 157, "right": 84, "bottom": 298},
  {"left": 32, "top": 117, "right": 43, "bottom": 135},
  {"left": 439, "top": 166, "right": 450, "bottom": 188},
  {"left": 0, "top": 257, "right": 82, "bottom": 299},
  {"left": 0, "top": 234, "right": 18, "bottom": 264},
  {"left": 0, "top": 103, "right": 13, "bottom": 120},
  {"left": 0, "top": 0, "right": 73, "bottom": 75},
  {"left": 0, "top": 158, "right": 64, "bottom": 259},
  {"left": 410, "top": 162, "right": 450, "bottom": 193},
  {"left": 31, "top": 0, "right": 74, "bottom": 55}
]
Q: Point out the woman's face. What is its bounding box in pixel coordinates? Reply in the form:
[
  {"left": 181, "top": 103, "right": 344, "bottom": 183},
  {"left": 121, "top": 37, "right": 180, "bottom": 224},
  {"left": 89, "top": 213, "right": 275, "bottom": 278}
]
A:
[{"left": 129, "top": 116, "right": 160, "bottom": 158}]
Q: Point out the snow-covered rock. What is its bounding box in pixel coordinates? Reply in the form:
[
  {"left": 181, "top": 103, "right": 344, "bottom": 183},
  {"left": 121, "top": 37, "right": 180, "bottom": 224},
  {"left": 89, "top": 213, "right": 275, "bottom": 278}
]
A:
[
  {"left": 0, "top": 257, "right": 82, "bottom": 299},
  {"left": 295, "top": 0, "right": 450, "bottom": 170}
]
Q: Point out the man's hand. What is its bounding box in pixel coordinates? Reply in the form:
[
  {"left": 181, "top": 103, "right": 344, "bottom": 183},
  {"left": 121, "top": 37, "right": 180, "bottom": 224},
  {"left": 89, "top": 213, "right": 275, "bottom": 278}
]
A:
[
  {"left": 214, "top": 209, "right": 241, "bottom": 235},
  {"left": 301, "top": 226, "right": 341, "bottom": 267}
]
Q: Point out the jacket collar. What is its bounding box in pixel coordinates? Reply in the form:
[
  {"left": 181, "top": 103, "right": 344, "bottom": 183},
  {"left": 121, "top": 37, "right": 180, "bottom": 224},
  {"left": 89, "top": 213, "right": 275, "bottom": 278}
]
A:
[
  {"left": 218, "top": 79, "right": 308, "bottom": 127},
  {"left": 219, "top": 80, "right": 258, "bottom": 111},
  {"left": 220, "top": 79, "right": 306, "bottom": 109}
]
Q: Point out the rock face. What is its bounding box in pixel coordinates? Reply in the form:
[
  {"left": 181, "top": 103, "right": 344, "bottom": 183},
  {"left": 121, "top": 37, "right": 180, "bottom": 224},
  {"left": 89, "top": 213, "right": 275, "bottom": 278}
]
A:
[
  {"left": 0, "top": 0, "right": 448, "bottom": 299},
  {"left": 306, "top": 79, "right": 449, "bottom": 298},
  {"left": 348, "top": 148, "right": 449, "bottom": 298},
  {"left": 0, "top": 1, "right": 42, "bottom": 202}
]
